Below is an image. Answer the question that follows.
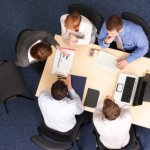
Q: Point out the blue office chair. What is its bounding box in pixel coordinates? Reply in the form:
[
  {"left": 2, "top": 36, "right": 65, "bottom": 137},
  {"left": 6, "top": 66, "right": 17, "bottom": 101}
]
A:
[
  {"left": 68, "top": 4, "right": 104, "bottom": 44},
  {"left": 121, "top": 12, "right": 150, "bottom": 58},
  {"left": 94, "top": 124, "right": 143, "bottom": 150}
]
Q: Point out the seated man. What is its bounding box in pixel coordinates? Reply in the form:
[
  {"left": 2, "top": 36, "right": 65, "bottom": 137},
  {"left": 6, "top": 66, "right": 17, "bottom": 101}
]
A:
[
  {"left": 15, "top": 29, "right": 61, "bottom": 74},
  {"left": 60, "top": 11, "right": 97, "bottom": 45},
  {"left": 98, "top": 15, "right": 149, "bottom": 69},
  {"left": 93, "top": 95, "right": 132, "bottom": 149},
  {"left": 38, "top": 75, "right": 84, "bottom": 132}
]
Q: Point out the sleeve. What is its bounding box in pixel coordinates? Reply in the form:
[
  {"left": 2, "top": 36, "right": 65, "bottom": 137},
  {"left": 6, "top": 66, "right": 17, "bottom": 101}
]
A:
[
  {"left": 93, "top": 104, "right": 103, "bottom": 133},
  {"left": 98, "top": 22, "right": 110, "bottom": 48},
  {"left": 68, "top": 88, "right": 84, "bottom": 115},
  {"left": 77, "top": 17, "right": 93, "bottom": 45},
  {"left": 60, "top": 14, "right": 69, "bottom": 41},
  {"left": 93, "top": 103, "right": 103, "bottom": 121},
  {"left": 38, "top": 90, "right": 49, "bottom": 108},
  {"left": 120, "top": 107, "right": 132, "bottom": 128},
  {"left": 125, "top": 31, "right": 149, "bottom": 62},
  {"left": 43, "top": 33, "right": 60, "bottom": 47}
]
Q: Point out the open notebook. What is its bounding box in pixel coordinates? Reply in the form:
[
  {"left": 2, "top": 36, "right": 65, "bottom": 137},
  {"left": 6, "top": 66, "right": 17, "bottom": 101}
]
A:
[{"left": 51, "top": 48, "right": 75, "bottom": 77}]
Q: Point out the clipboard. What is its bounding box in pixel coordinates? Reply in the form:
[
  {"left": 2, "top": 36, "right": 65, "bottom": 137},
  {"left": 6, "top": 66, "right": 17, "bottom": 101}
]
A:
[{"left": 51, "top": 48, "right": 75, "bottom": 77}]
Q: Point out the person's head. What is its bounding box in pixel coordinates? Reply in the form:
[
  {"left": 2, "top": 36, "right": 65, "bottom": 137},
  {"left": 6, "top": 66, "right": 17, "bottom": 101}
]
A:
[
  {"left": 30, "top": 42, "right": 52, "bottom": 61},
  {"left": 65, "top": 11, "right": 81, "bottom": 32},
  {"left": 102, "top": 98, "right": 120, "bottom": 120},
  {"left": 51, "top": 80, "right": 68, "bottom": 100},
  {"left": 106, "top": 15, "right": 123, "bottom": 37}
]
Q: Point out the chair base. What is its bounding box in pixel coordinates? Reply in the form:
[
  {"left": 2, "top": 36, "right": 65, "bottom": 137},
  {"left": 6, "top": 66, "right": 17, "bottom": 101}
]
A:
[{"left": 4, "top": 94, "right": 35, "bottom": 113}]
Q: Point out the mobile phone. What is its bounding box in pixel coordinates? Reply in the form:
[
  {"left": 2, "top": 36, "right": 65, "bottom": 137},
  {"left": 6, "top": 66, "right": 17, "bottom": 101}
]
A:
[{"left": 73, "top": 32, "right": 84, "bottom": 39}]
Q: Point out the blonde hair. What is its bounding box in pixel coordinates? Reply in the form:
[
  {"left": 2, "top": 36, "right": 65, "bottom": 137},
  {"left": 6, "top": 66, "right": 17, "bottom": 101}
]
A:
[
  {"left": 102, "top": 98, "right": 120, "bottom": 120},
  {"left": 65, "top": 11, "right": 81, "bottom": 31}
]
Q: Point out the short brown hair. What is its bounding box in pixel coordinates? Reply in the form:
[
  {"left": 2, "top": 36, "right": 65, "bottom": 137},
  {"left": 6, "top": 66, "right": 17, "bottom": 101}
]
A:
[
  {"left": 30, "top": 42, "right": 52, "bottom": 61},
  {"left": 65, "top": 11, "right": 81, "bottom": 31},
  {"left": 102, "top": 98, "right": 120, "bottom": 120},
  {"left": 106, "top": 15, "right": 123, "bottom": 32},
  {"left": 51, "top": 80, "right": 68, "bottom": 100}
]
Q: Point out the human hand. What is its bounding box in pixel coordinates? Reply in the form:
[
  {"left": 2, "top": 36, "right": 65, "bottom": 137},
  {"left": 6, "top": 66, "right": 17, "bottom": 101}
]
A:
[
  {"left": 56, "top": 46, "right": 69, "bottom": 56},
  {"left": 69, "top": 33, "right": 78, "bottom": 45},
  {"left": 65, "top": 74, "right": 72, "bottom": 91},
  {"left": 116, "top": 58, "right": 128, "bottom": 70},
  {"left": 105, "top": 95, "right": 113, "bottom": 100},
  {"left": 104, "top": 35, "right": 115, "bottom": 44}
]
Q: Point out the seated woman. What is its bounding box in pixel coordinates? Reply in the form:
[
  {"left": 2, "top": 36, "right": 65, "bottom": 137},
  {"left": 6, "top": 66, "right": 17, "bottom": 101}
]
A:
[
  {"left": 93, "top": 95, "right": 132, "bottom": 149},
  {"left": 15, "top": 30, "right": 61, "bottom": 74},
  {"left": 60, "top": 11, "right": 97, "bottom": 45}
]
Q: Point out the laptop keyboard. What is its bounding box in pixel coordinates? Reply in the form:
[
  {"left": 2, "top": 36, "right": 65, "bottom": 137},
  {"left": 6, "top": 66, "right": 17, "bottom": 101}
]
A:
[{"left": 121, "top": 77, "right": 135, "bottom": 102}]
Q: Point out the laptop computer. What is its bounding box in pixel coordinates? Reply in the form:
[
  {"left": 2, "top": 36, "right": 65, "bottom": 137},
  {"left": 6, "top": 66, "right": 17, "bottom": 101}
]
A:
[{"left": 113, "top": 73, "right": 147, "bottom": 106}]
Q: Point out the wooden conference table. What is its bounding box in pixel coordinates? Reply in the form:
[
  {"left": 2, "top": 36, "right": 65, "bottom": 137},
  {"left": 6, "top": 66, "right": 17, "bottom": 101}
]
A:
[{"left": 36, "top": 35, "right": 150, "bottom": 129}]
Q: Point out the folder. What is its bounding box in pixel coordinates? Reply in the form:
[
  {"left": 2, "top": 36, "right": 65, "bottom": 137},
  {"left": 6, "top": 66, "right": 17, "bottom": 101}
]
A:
[
  {"left": 71, "top": 75, "right": 87, "bottom": 99},
  {"left": 84, "top": 88, "right": 100, "bottom": 108}
]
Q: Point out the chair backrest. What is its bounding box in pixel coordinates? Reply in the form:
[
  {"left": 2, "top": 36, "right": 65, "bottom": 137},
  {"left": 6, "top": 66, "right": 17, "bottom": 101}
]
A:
[
  {"left": 38, "top": 117, "right": 81, "bottom": 143},
  {"left": 68, "top": 4, "right": 104, "bottom": 34},
  {"left": 0, "top": 61, "right": 26, "bottom": 101},
  {"left": 121, "top": 12, "right": 150, "bottom": 44}
]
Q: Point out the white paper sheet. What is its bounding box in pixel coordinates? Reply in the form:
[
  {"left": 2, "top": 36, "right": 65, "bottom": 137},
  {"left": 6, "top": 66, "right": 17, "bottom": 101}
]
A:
[
  {"left": 51, "top": 48, "right": 75, "bottom": 77},
  {"left": 95, "top": 50, "right": 118, "bottom": 71}
]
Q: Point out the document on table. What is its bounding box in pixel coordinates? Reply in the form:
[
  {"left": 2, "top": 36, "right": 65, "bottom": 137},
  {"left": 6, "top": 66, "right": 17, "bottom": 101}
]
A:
[
  {"left": 95, "top": 50, "right": 118, "bottom": 71},
  {"left": 51, "top": 48, "right": 75, "bottom": 77}
]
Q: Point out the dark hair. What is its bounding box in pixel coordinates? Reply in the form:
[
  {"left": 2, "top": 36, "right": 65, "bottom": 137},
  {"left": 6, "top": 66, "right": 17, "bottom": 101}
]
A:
[
  {"left": 30, "top": 42, "right": 52, "bottom": 61},
  {"left": 102, "top": 98, "right": 120, "bottom": 120},
  {"left": 106, "top": 15, "right": 123, "bottom": 32},
  {"left": 65, "top": 11, "right": 81, "bottom": 31},
  {"left": 51, "top": 80, "right": 68, "bottom": 100}
]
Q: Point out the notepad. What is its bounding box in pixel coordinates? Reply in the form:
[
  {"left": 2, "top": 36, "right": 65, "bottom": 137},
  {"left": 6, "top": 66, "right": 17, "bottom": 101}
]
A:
[
  {"left": 51, "top": 48, "right": 75, "bottom": 77},
  {"left": 84, "top": 88, "right": 100, "bottom": 108}
]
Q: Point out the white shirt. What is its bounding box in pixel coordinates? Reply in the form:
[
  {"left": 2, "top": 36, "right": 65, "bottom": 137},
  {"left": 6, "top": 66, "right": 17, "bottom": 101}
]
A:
[
  {"left": 93, "top": 102, "right": 132, "bottom": 149},
  {"left": 60, "top": 14, "right": 97, "bottom": 45},
  {"left": 28, "top": 40, "right": 41, "bottom": 63},
  {"left": 38, "top": 89, "right": 84, "bottom": 132}
]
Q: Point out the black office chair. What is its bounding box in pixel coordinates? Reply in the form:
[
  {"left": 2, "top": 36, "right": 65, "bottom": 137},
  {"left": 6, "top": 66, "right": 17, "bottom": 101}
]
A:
[
  {"left": 0, "top": 60, "right": 34, "bottom": 113},
  {"left": 121, "top": 12, "right": 150, "bottom": 57},
  {"left": 94, "top": 124, "right": 143, "bottom": 150},
  {"left": 31, "top": 113, "right": 87, "bottom": 150},
  {"left": 68, "top": 4, "right": 104, "bottom": 44}
]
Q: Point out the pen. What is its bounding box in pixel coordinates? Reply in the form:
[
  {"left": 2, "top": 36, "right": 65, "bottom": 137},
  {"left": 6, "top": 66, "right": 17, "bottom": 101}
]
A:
[
  {"left": 66, "top": 54, "right": 70, "bottom": 59},
  {"left": 57, "top": 53, "right": 62, "bottom": 68}
]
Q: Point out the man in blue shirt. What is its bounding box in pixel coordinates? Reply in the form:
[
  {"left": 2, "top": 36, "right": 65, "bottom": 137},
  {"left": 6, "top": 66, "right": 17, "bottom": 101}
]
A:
[{"left": 98, "top": 15, "right": 149, "bottom": 69}]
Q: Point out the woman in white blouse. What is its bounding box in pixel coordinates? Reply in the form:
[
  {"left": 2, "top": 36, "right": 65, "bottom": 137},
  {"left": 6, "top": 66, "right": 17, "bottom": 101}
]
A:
[
  {"left": 93, "top": 95, "right": 132, "bottom": 149},
  {"left": 60, "top": 11, "right": 97, "bottom": 45}
]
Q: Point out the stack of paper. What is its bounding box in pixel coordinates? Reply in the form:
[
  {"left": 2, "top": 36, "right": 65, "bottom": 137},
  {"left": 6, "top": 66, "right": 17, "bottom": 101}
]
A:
[{"left": 51, "top": 48, "right": 75, "bottom": 77}]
